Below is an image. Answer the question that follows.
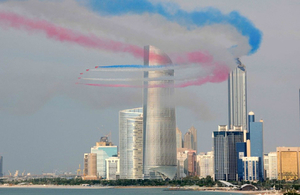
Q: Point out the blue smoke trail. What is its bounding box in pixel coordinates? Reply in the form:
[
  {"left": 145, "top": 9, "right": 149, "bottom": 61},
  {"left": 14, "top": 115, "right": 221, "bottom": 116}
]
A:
[{"left": 85, "top": 0, "right": 262, "bottom": 55}]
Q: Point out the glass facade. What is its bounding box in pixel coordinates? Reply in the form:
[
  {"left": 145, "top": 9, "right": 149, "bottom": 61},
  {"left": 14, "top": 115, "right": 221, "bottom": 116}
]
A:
[
  {"left": 249, "top": 119, "right": 264, "bottom": 180},
  {"left": 236, "top": 142, "right": 247, "bottom": 181},
  {"left": 213, "top": 125, "right": 244, "bottom": 181},
  {"left": 0, "top": 156, "right": 3, "bottom": 177},
  {"left": 91, "top": 146, "right": 117, "bottom": 179},
  {"left": 119, "top": 107, "right": 143, "bottom": 179},
  {"left": 242, "top": 156, "right": 260, "bottom": 181},
  {"left": 228, "top": 60, "right": 247, "bottom": 131},
  {"left": 143, "top": 45, "right": 177, "bottom": 179}
]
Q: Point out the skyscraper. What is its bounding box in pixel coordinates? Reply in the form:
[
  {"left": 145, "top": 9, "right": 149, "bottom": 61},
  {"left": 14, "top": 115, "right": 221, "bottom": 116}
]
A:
[
  {"left": 119, "top": 107, "right": 143, "bottom": 179},
  {"left": 143, "top": 45, "right": 177, "bottom": 179},
  {"left": 197, "top": 151, "right": 214, "bottom": 180},
  {"left": 83, "top": 153, "right": 97, "bottom": 180},
  {"left": 228, "top": 59, "right": 247, "bottom": 130},
  {"left": 183, "top": 126, "right": 197, "bottom": 152},
  {"left": 213, "top": 125, "right": 244, "bottom": 181},
  {"left": 176, "top": 127, "right": 182, "bottom": 149},
  {"left": 249, "top": 112, "right": 264, "bottom": 180}
]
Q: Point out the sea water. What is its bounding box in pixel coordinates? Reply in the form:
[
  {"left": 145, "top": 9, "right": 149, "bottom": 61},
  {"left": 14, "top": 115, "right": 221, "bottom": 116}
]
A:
[{"left": 0, "top": 187, "right": 245, "bottom": 195}]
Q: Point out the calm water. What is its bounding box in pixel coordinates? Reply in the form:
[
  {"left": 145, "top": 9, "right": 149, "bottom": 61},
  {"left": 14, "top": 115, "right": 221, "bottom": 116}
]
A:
[{"left": 0, "top": 188, "right": 246, "bottom": 195}]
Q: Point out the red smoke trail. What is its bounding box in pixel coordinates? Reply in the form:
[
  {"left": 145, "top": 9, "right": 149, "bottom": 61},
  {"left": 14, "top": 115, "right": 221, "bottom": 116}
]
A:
[
  {"left": 0, "top": 11, "right": 144, "bottom": 58},
  {"left": 0, "top": 11, "right": 230, "bottom": 88}
]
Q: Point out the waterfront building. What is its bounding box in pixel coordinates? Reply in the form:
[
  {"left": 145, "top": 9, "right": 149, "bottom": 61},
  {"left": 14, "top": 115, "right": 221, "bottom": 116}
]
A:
[
  {"left": 0, "top": 156, "right": 3, "bottom": 177},
  {"left": 83, "top": 153, "right": 97, "bottom": 180},
  {"left": 105, "top": 157, "right": 120, "bottom": 180},
  {"left": 277, "top": 147, "right": 300, "bottom": 180},
  {"left": 197, "top": 151, "right": 214, "bottom": 180},
  {"left": 266, "top": 152, "right": 277, "bottom": 180},
  {"left": 249, "top": 112, "right": 264, "bottom": 180},
  {"left": 184, "top": 126, "right": 197, "bottom": 152},
  {"left": 236, "top": 142, "right": 247, "bottom": 181},
  {"left": 242, "top": 156, "right": 260, "bottom": 181},
  {"left": 213, "top": 125, "right": 244, "bottom": 181},
  {"left": 176, "top": 149, "right": 188, "bottom": 179},
  {"left": 176, "top": 127, "right": 182, "bottom": 149},
  {"left": 228, "top": 59, "right": 247, "bottom": 131},
  {"left": 119, "top": 107, "right": 143, "bottom": 179},
  {"left": 91, "top": 137, "right": 117, "bottom": 179},
  {"left": 143, "top": 45, "right": 177, "bottom": 180}
]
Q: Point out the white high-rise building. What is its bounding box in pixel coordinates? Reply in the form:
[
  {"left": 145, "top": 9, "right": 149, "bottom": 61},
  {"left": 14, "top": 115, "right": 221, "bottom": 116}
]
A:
[
  {"left": 228, "top": 59, "right": 247, "bottom": 130},
  {"left": 106, "top": 157, "right": 120, "bottom": 180},
  {"left": 119, "top": 108, "right": 143, "bottom": 179},
  {"left": 143, "top": 45, "right": 177, "bottom": 180},
  {"left": 197, "top": 151, "right": 214, "bottom": 180},
  {"left": 264, "top": 152, "right": 277, "bottom": 180}
]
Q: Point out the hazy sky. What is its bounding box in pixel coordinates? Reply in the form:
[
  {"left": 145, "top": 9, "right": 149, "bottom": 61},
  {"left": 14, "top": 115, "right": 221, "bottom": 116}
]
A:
[{"left": 0, "top": 0, "right": 300, "bottom": 175}]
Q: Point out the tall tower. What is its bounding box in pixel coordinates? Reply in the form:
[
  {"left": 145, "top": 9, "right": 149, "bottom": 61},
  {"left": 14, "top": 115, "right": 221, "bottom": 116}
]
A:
[
  {"left": 0, "top": 156, "right": 3, "bottom": 177},
  {"left": 176, "top": 127, "right": 183, "bottom": 149},
  {"left": 228, "top": 59, "right": 247, "bottom": 130},
  {"left": 143, "top": 45, "right": 177, "bottom": 179}
]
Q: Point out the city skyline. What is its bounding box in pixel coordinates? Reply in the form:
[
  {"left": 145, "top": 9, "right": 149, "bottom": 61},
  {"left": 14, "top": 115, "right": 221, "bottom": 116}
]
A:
[{"left": 0, "top": 0, "right": 300, "bottom": 175}]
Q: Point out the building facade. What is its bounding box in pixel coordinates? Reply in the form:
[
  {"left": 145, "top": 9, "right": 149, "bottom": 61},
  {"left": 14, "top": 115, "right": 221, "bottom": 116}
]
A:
[
  {"left": 177, "top": 149, "right": 188, "bottom": 179},
  {"left": 143, "top": 45, "right": 177, "bottom": 179},
  {"left": 277, "top": 147, "right": 300, "bottom": 180},
  {"left": 106, "top": 157, "right": 120, "bottom": 180},
  {"left": 91, "top": 140, "right": 118, "bottom": 179},
  {"left": 228, "top": 59, "right": 247, "bottom": 131},
  {"left": 119, "top": 107, "right": 143, "bottom": 179},
  {"left": 83, "top": 153, "right": 97, "bottom": 180},
  {"left": 184, "top": 126, "right": 197, "bottom": 152},
  {"left": 176, "top": 127, "right": 182, "bottom": 149},
  {"left": 249, "top": 113, "right": 264, "bottom": 180},
  {"left": 197, "top": 151, "right": 214, "bottom": 180},
  {"left": 213, "top": 125, "right": 244, "bottom": 181},
  {"left": 242, "top": 156, "right": 260, "bottom": 181}
]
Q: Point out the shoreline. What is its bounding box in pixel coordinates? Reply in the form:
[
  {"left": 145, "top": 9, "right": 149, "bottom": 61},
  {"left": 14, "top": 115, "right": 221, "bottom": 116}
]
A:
[{"left": 0, "top": 184, "right": 283, "bottom": 194}]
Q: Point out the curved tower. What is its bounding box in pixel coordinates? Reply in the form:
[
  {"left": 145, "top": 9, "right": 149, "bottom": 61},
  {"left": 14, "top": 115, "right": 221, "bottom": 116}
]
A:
[{"left": 143, "top": 45, "right": 177, "bottom": 179}]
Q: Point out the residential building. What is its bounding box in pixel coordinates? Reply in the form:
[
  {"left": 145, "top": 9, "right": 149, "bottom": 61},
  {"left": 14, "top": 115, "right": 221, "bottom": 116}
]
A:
[
  {"left": 242, "top": 156, "right": 260, "bottom": 181},
  {"left": 83, "top": 153, "right": 97, "bottom": 180},
  {"left": 119, "top": 107, "right": 143, "bottom": 179},
  {"left": 106, "top": 156, "right": 120, "bottom": 180},
  {"left": 197, "top": 151, "right": 214, "bottom": 180}
]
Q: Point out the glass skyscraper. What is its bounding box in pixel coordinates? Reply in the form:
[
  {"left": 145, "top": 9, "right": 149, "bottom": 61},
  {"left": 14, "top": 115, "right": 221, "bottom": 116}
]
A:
[
  {"left": 143, "top": 45, "right": 177, "bottom": 180},
  {"left": 249, "top": 112, "right": 264, "bottom": 180},
  {"left": 119, "top": 107, "right": 143, "bottom": 179},
  {"left": 0, "top": 156, "right": 3, "bottom": 177},
  {"left": 213, "top": 125, "right": 244, "bottom": 181},
  {"left": 228, "top": 59, "right": 247, "bottom": 130}
]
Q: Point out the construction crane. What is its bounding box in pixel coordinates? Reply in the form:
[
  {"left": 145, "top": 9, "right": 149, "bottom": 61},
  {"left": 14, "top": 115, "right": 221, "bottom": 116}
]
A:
[
  {"left": 14, "top": 170, "right": 19, "bottom": 177},
  {"left": 8, "top": 170, "right": 11, "bottom": 176}
]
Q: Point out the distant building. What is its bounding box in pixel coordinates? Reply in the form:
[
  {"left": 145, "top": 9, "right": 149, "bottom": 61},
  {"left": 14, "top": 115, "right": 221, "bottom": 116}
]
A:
[
  {"left": 213, "top": 125, "right": 244, "bottom": 181},
  {"left": 91, "top": 137, "right": 117, "bottom": 179},
  {"left": 177, "top": 149, "right": 188, "bottom": 179},
  {"left": 277, "top": 147, "right": 300, "bottom": 180},
  {"left": 176, "top": 127, "right": 182, "bottom": 149},
  {"left": 228, "top": 59, "right": 247, "bottom": 131},
  {"left": 119, "top": 108, "right": 143, "bottom": 179},
  {"left": 265, "top": 152, "right": 277, "bottom": 180},
  {"left": 177, "top": 148, "right": 196, "bottom": 178},
  {"left": 197, "top": 151, "right": 214, "bottom": 180},
  {"left": 83, "top": 153, "right": 97, "bottom": 180},
  {"left": 183, "top": 126, "right": 197, "bottom": 152},
  {"left": 249, "top": 112, "right": 264, "bottom": 180},
  {"left": 105, "top": 157, "right": 120, "bottom": 180},
  {"left": 0, "top": 156, "right": 3, "bottom": 177},
  {"left": 242, "top": 156, "right": 260, "bottom": 181}
]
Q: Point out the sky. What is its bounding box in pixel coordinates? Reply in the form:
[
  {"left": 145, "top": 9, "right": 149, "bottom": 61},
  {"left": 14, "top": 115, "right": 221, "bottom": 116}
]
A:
[{"left": 0, "top": 0, "right": 300, "bottom": 175}]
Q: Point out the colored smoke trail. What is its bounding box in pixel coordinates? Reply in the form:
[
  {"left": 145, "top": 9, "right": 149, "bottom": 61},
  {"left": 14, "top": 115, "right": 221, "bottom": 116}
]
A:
[
  {"left": 87, "top": 0, "right": 262, "bottom": 54},
  {"left": 0, "top": 11, "right": 144, "bottom": 58},
  {"left": 0, "top": 11, "right": 233, "bottom": 88}
]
